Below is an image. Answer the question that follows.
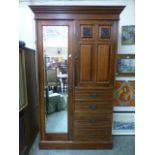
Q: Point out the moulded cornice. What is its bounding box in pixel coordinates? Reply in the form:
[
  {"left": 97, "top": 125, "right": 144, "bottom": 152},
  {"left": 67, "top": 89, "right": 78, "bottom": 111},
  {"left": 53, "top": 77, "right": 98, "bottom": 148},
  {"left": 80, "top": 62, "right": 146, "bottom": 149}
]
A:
[{"left": 30, "top": 5, "right": 125, "bottom": 15}]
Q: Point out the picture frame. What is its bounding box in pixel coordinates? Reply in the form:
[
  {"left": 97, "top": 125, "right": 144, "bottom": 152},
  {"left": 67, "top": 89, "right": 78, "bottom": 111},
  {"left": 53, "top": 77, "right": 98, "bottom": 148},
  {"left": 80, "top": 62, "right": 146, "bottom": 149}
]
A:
[
  {"left": 113, "top": 80, "right": 135, "bottom": 107},
  {"left": 116, "top": 54, "right": 135, "bottom": 77},
  {"left": 19, "top": 49, "right": 28, "bottom": 112},
  {"left": 112, "top": 112, "right": 135, "bottom": 135},
  {"left": 122, "top": 25, "right": 135, "bottom": 45},
  {"left": 113, "top": 106, "right": 135, "bottom": 112}
]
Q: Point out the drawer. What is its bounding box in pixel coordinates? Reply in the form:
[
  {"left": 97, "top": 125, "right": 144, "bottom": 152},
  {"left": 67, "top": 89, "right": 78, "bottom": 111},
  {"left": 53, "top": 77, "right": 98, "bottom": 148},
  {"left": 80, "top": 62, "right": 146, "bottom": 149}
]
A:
[
  {"left": 74, "top": 113, "right": 112, "bottom": 129},
  {"left": 74, "top": 89, "right": 113, "bottom": 101},
  {"left": 73, "top": 128, "right": 112, "bottom": 141},
  {"left": 74, "top": 101, "right": 113, "bottom": 113}
]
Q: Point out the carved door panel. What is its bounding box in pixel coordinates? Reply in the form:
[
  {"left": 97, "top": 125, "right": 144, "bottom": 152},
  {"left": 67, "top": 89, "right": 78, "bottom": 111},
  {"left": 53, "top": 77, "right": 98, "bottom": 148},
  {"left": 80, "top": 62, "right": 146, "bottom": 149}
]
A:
[{"left": 75, "top": 20, "right": 114, "bottom": 88}]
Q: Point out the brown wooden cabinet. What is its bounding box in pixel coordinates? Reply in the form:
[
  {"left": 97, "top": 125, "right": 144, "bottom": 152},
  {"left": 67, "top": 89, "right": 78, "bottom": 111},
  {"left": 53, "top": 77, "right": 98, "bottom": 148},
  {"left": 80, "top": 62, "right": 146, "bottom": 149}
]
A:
[
  {"left": 30, "top": 5, "right": 125, "bottom": 149},
  {"left": 19, "top": 46, "right": 39, "bottom": 154}
]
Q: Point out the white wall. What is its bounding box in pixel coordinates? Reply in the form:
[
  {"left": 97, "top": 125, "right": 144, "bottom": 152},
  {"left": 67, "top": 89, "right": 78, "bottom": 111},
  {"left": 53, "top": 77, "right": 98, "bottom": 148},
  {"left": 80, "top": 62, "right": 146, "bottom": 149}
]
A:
[
  {"left": 19, "top": 0, "right": 135, "bottom": 54},
  {"left": 19, "top": 3, "right": 36, "bottom": 49}
]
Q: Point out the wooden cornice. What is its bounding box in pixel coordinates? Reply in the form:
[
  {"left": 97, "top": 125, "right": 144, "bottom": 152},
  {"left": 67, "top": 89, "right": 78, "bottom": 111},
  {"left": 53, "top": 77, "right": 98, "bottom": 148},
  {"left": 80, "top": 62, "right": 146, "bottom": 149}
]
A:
[{"left": 30, "top": 5, "right": 125, "bottom": 15}]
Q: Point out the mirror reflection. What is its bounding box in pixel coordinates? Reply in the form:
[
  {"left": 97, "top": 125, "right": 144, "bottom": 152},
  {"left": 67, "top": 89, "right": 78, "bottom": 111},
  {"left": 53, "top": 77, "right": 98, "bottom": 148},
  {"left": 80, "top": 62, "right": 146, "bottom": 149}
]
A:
[{"left": 43, "top": 26, "right": 68, "bottom": 133}]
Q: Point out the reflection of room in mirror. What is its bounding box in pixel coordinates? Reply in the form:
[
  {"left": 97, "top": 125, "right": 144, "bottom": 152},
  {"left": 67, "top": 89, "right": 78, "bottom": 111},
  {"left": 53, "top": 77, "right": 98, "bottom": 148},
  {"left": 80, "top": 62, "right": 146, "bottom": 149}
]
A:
[
  {"left": 46, "top": 110, "right": 67, "bottom": 133},
  {"left": 45, "top": 93, "right": 68, "bottom": 133},
  {"left": 43, "top": 26, "right": 68, "bottom": 47},
  {"left": 43, "top": 26, "right": 69, "bottom": 133}
]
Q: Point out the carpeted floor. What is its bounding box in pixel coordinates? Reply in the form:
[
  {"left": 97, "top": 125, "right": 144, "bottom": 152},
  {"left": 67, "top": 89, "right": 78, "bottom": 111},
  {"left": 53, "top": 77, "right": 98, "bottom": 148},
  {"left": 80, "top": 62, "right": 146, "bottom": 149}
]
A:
[
  {"left": 29, "top": 135, "right": 135, "bottom": 155},
  {"left": 46, "top": 110, "right": 67, "bottom": 133}
]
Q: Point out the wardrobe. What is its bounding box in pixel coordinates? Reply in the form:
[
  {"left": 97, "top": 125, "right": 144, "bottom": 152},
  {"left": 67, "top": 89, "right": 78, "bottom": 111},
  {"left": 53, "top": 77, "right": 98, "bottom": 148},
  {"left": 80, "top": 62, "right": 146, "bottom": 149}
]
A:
[{"left": 30, "top": 5, "right": 125, "bottom": 149}]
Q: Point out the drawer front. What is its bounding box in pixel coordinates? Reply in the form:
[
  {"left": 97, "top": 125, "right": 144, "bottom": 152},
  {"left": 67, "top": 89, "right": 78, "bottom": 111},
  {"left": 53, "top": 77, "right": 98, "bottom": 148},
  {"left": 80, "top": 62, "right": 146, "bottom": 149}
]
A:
[
  {"left": 74, "top": 101, "right": 113, "bottom": 113},
  {"left": 74, "top": 88, "right": 113, "bottom": 141},
  {"left": 74, "top": 113, "right": 112, "bottom": 129},
  {"left": 74, "top": 89, "right": 113, "bottom": 101},
  {"left": 73, "top": 129, "right": 112, "bottom": 141}
]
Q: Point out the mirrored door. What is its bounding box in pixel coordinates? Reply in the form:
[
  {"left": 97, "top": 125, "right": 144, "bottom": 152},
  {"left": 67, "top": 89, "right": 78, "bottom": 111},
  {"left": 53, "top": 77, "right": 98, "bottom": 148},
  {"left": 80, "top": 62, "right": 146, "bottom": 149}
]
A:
[{"left": 43, "top": 26, "right": 69, "bottom": 133}]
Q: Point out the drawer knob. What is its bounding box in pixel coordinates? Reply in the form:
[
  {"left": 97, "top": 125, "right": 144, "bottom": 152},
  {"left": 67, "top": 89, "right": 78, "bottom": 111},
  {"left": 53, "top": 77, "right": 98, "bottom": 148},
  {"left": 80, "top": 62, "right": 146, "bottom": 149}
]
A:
[
  {"left": 88, "top": 133, "right": 96, "bottom": 138},
  {"left": 90, "top": 92, "right": 97, "bottom": 98},
  {"left": 89, "top": 104, "right": 97, "bottom": 110},
  {"left": 88, "top": 118, "right": 96, "bottom": 123}
]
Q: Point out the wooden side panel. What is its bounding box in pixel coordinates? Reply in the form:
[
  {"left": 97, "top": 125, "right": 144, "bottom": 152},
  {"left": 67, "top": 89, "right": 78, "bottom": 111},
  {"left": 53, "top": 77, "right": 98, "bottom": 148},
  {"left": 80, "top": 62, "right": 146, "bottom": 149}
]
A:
[
  {"left": 80, "top": 45, "right": 92, "bottom": 81},
  {"left": 96, "top": 45, "right": 110, "bottom": 82}
]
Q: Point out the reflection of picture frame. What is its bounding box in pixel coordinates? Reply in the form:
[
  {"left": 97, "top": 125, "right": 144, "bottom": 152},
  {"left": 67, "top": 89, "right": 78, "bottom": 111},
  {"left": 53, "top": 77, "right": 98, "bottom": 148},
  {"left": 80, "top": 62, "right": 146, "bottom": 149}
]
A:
[
  {"left": 116, "top": 54, "right": 135, "bottom": 77},
  {"left": 19, "top": 49, "right": 28, "bottom": 112},
  {"left": 112, "top": 112, "right": 135, "bottom": 135},
  {"left": 122, "top": 25, "right": 135, "bottom": 45}
]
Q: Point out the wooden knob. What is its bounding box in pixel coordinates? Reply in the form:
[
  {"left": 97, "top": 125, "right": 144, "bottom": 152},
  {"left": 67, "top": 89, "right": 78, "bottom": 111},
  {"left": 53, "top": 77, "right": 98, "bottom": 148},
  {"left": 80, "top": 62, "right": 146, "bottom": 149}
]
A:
[
  {"left": 88, "top": 118, "right": 96, "bottom": 123},
  {"left": 88, "top": 133, "right": 96, "bottom": 138},
  {"left": 89, "top": 104, "right": 97, "bottom": 110},
  {"left": 90, "top": 92, "right": 97, "bottom": 98}
]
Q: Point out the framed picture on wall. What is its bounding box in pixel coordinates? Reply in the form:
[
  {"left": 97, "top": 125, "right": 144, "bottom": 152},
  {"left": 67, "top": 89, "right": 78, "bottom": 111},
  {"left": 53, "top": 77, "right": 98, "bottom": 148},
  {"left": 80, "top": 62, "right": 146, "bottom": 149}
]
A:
[
  {"left": 122, "top": 25, "right": 135, "bottom": 45},
  {"left": 112, "top": 112, "right": 135, "bottom": 135},
  {"left": 116, "top": 54, "right": 135, "bottom": 77},
  {"left": 113, "top": 80, "right": 135, "bottom": 107}
]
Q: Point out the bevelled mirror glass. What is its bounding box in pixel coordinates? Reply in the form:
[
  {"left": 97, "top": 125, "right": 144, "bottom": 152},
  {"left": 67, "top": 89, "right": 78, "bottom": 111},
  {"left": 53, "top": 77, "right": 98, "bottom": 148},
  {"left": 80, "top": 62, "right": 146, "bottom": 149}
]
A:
[{"left": 43, "top": 26, "right": 68, "bottom": 133}]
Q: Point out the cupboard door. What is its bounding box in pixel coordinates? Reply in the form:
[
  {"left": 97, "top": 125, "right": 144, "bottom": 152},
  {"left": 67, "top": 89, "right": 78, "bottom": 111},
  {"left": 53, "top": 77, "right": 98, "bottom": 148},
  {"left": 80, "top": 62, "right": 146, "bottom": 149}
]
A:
[
  {"left": 95, "top": 44, "right": 112, "bottom": 83},
  {"left": 75, "top": 21, "right": 114, "bottom": 88},
  {"left": 79, "top": 44, "right": 93, "bottom": 82}
]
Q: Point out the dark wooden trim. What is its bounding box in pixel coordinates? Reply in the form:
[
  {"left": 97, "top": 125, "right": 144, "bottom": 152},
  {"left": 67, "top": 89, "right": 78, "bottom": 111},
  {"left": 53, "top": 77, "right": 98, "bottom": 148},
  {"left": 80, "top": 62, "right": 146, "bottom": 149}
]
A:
[
  {"left": 36, "top": 20, "right": 46, "bottom": 140},
  {"left": 34, "top": 14, "right": 119, "bottom": 20},
  {"left": 45, "top": 133, "right": 68, "bottom": 141},
  {"left": 39, "top": 140, "right": 112, "bottom": 149},
  {"left": 30, "top": 5, "right": 125, "bottom": 15},
  {"left": 111, "top": 21, "right": 119, "bottom": 86},
  {"left": 30, "top": 6, "right": 125, "bottom": 20}
]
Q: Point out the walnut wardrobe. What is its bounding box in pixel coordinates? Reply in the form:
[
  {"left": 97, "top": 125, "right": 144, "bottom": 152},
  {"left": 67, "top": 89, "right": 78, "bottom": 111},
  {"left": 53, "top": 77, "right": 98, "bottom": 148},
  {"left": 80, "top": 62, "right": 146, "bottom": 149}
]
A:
[{"left": 30, "top": 5, "right": 125, "bottom": 149}]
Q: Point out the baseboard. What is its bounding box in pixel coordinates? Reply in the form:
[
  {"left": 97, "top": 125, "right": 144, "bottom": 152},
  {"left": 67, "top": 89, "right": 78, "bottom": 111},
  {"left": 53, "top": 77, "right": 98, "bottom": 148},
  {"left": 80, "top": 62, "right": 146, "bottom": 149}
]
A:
[{"left": 39, "top": 140, "right": 112, "bottom": 149}]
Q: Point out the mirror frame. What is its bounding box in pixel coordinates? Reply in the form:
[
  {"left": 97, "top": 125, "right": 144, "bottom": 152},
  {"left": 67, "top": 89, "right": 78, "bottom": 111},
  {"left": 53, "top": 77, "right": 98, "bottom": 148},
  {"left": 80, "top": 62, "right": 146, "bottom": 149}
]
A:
[{"left": 37, "top": 20, "right": 74, "bottom": 140}]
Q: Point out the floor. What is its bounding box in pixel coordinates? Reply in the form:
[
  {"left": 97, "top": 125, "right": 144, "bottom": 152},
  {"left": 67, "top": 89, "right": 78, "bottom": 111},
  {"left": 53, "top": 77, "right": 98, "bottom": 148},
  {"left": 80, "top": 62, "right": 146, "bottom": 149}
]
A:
[
  {"left": 46, "top": 92, "right": 68, "bottom": 133},
  {"left": 29, "top": 135, "right": 135, "bottom": 155},
  {"left": 46, "top": 110, "right": 67, "bottom": 133}
]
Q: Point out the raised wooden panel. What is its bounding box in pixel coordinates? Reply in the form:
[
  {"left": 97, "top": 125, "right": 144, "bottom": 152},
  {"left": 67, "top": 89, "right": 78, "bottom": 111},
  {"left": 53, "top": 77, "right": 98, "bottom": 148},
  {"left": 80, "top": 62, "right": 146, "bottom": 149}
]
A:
[
  {"left": 98, "top": 26, "right": 111, "bottom": 40},
  {"left": 96, "top": 45, "right": 110, "bottom": 82},
  {"left": 79, "top": 45, "right": 92, "bottom": 82},
  {"left": 81, "top": 25, "right": 93, "bottom": 39}
]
